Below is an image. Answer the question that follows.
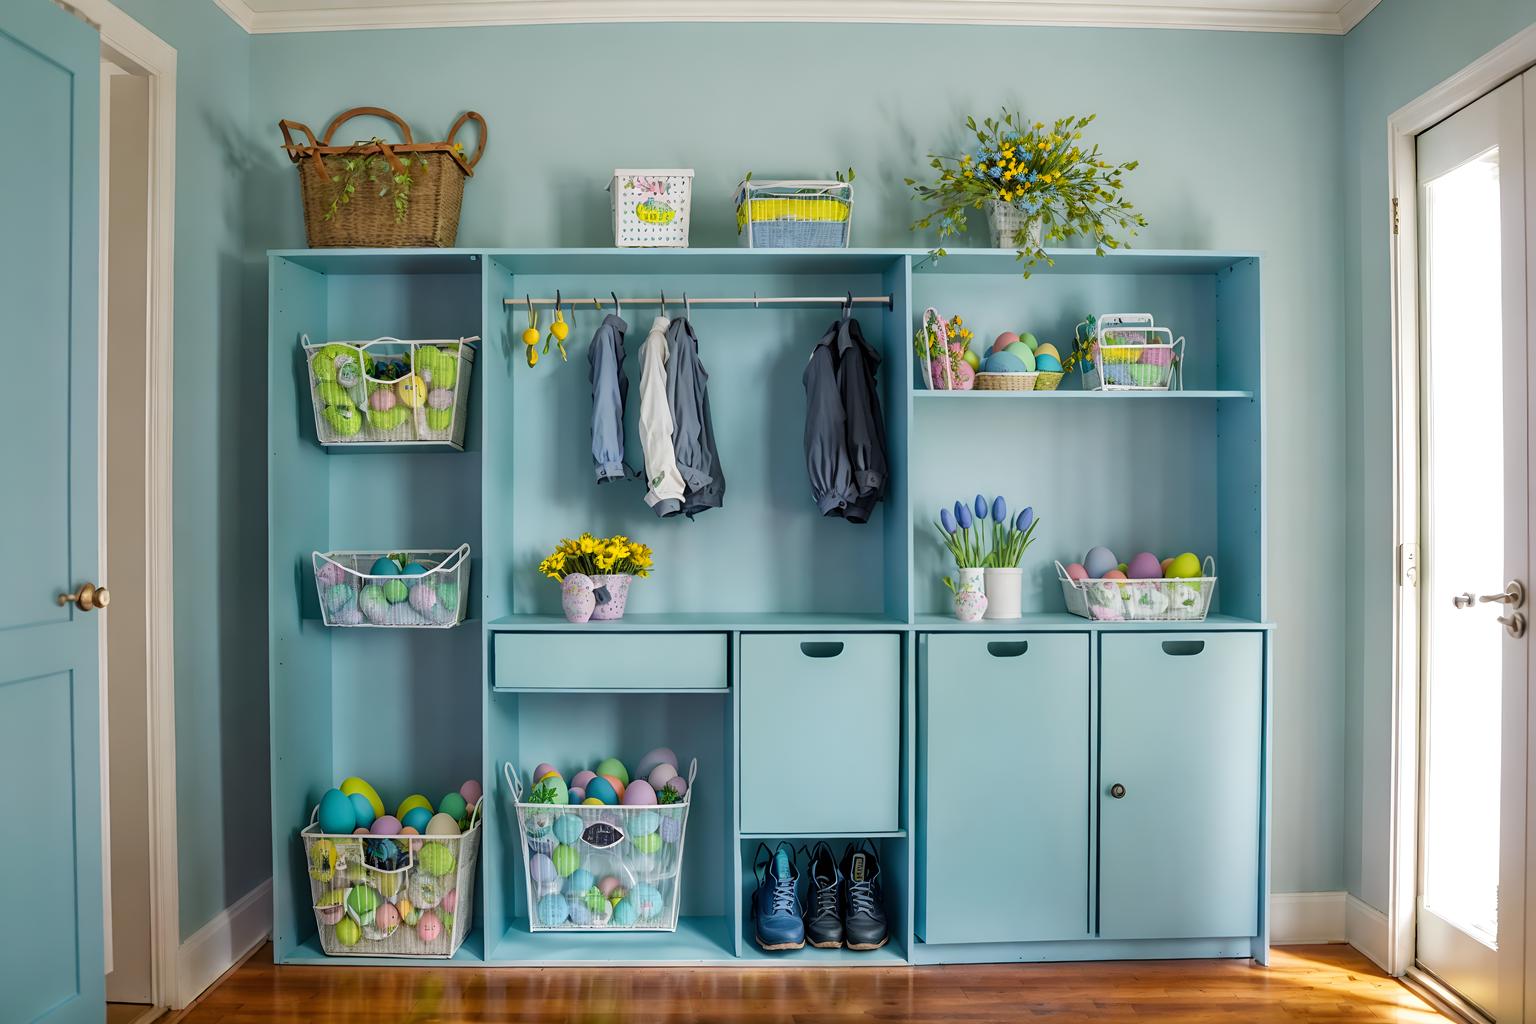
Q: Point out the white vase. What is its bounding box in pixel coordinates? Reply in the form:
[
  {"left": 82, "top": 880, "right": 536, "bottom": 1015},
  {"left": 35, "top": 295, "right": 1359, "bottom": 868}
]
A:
[
  {"left": 983, "top": 567, "right": 1024, "bottom": 620},
  {"left": 985, "top": 200, "right": 1043, "bottom": 250},
  {"left": 952, "top": 567, "right": 987, "bottom": 622}
]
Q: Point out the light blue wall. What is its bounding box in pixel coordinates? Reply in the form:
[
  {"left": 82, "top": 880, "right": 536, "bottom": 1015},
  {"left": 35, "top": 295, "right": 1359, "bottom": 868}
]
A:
[
  {"left": 111, "top": 0, "right": 267, "bottom": 940},
  {"left": 1341, "top": 0, "right": 1536, "bottom": 913},
  {"left": 249, "top": 23, "right": 1348, "bottom": 896}
]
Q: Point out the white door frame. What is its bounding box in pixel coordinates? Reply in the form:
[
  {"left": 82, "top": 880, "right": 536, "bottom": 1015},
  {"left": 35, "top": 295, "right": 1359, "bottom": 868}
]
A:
[
  {"left": 1387, "top": 19, "right": 1536, "bottom": 1004},
  {"left": 62, "top": 0, "right": 179, "bottom": 1010}
]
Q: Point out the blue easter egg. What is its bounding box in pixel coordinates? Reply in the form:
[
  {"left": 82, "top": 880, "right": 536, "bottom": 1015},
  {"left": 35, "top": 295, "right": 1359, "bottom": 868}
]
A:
[
  {"left": 983, "top": 351, "right": 1027, "bottom": 374},
  {"left": 369, "top": 556, "right": 399, "bottom": 576},
  {"left": 1034, "top": 353, "right": 1063, "bottom": 373},
  {"left": 563, "top": 868, "right": 595, "bottom": 896},
  {"left": 630, "top": 810, "right": 660, "bottom": 836},
  {"left": 537, "top": 892, "right": 570, "bottom": 926},
  {"left": 527, "top": 833, "right": 557, "bottom": 857},
  {"left": 1083, "top": 546, "right": 1119, "bottom": 579},
  {"left": 659, "top": 813, "right": 683, "bottom": 844},
  {"left": 586, "top": 775, "right": 619, "bottom": 805},
  {"left": 318, "top": 788, "right": 355, "bottom": 835},
  {"left": 401, "top": 562, "right": 429, "bottom": 586},
  {"left": 402, "top": 806, "right": 432, "bottom": 833},
  {"left": 628, "top": 883, "right": 664, "bottom": 921},
  {"left": 348, "top": 792, "right": 376, "bottom": 828},
  {"left": 611, "top": 898, "right": 639, "bottom": 926},
  {"left": 529, "top": 853, "right": 558, "bottom": 884},
  {"left": 553, "top": 814, "right": 584, "bottom": 845},
  {"left": 566, "top": 896, "right": 595, "bottom": 926}
]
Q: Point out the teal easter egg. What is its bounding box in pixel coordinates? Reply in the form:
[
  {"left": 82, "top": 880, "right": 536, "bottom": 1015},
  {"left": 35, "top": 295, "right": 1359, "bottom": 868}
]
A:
[
  {"left": 347, "top": 792, "right": 376, "bottom": 829},
  {"left": 402, "top": 806, "right": 432, "bottom": 833},
  {"left": 369, "top": 556, "right": 399, "bottom": 576},
  {"left": 401, "top": 562, "right": 430, "bottom": 585},
  {"left": 983, "top": 351, "right": 1027, "bottom": 374},
  {"left": 594, "top": 757, "right": 630, "bottom": 786},
  {"left": 323, "top": 583, "right": 355, "bottom": 613},
  {"left": 553, "top": 814, "right": 584, "bottom": 845},
  {"left": 435, "top": 582, "right": 460, "bottom": 613},
  {"left": 628, "top": 883, "right": 664, "bottom": 921},
  {"left": 537, "top": 892, "right": 570, "bottom": 926},
  {"left": 438, "top": 792, "right": 468, "bottom": 822},
  {"left": 1034, "top": 353, "right": 1063, "bottom": 373},
  {"left": 630, "top": 810, "right": 661, "bottom": 836},
  {"left": 585, "top": 775, "right": 619, "bottom": 805},
  {"left": 564, "top": 868, "right": 596, "bottom": 896},
  {"left": 1003, "top": 343, "right": 1037, "bottom": 371},
  {"left": 317, "top": 788, "right": 354, "bottom": 834},
  {"left": 611, "top": 899, "right": 639, "bottom": 926}
]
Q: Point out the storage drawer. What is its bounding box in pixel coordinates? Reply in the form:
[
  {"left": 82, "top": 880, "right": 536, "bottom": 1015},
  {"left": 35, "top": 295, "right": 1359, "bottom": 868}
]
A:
[
  {"left": 492, "top": 632, "right": 727, "bottom": 690},
  {"left": 739, "top": 633, "right": 900, "bottom": 834},
  {"left": 1099, "top": 631, "right": 1263, "bottom": 940},
  {"left": 919, "top": 633, "right": 1090, "bottom": 944}
]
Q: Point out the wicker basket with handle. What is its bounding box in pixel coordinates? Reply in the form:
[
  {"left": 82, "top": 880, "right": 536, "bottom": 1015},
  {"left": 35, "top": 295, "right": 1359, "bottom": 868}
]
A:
[{"left": 279, "top": 107, "right": 487, "bottom": 248}]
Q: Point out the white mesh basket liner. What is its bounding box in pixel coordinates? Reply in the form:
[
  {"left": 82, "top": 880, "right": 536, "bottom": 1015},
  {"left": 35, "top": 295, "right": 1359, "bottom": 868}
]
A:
[
  {"left": 311, "top": 545, "right": 471, "bottom": 628},
  {"left": 1056, "top": 557, "right": 1217, "bottom": 622},
  {"left": 301, "top": 800, "right": 482, "bottom": 958},
  {"left": 504, "top": 759, "right": 697, "bottom": 932},
  {"left": 303, "top": 336, "right": 477, "bottom": 447}
]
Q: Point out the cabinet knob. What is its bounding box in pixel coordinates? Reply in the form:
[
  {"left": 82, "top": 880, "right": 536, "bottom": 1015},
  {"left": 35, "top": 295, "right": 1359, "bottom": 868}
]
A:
[{"left": 1109, "top": 783, "right": 1126, "bottom": 799}]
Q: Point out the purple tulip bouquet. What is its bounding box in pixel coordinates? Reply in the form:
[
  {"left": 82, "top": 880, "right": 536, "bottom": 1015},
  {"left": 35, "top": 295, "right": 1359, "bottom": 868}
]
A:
[{"left": 936, "top": 494, "right": 1041, "bottom": 621}]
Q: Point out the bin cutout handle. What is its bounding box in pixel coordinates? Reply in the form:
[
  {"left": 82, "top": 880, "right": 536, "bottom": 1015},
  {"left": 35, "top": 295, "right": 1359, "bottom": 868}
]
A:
[
  {"left": 800, "top": 641, "right": 844, "bottom": 658},
  {"left": 987, "top": 640, "right": 1029, "bottom": 658},
  {"left": 1161, "top": 640, "right": 1206, "bottom": 656}
]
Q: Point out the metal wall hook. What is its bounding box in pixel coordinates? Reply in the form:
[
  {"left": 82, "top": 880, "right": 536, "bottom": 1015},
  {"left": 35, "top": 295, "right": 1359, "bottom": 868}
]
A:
[
  {"left": 660, "top": 289, "right": 668, "bottom": 318},
  {"left": 612, "top": 291, "right": 621, "bottom": 317},
  {"left": 684, "top": 291, "right": 691, "bottom": 320}
]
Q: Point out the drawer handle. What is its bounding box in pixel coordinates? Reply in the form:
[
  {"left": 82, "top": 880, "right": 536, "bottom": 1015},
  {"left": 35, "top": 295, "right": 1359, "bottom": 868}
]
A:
[
  {"left": 987, "top": 640, "right": 1029, "bottom": 658},
  {"left": 1161, "top": 640, "right": 1205, "bottom": 657},
  {"left": 800, "top": 641, "right": 844, "bottom": 658}
]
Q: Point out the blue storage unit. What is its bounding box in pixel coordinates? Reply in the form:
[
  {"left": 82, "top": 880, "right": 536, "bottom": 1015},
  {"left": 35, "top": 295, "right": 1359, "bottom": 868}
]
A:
[{"left": 267, "top": 246, "right": 1272, "bottom": 967}]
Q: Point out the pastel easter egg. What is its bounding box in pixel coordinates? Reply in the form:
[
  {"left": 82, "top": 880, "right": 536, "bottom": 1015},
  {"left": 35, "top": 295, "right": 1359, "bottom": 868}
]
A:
[
  {"left": 402, "top": 806, "right": 432, "bottom": 833},
  {"left": 600, "top": 775, "right": 627, "bottom": 801},
  {"left": 552, "top": 844, "right": 581, "bottom": 877},
  {"left": 368, "top": 557, "right": 399, "bottom": 577},
  {"left": 635, "top": 748, "right": 678, "bottom": 779},
  {"left": 438, "top": 792, "right": 468, "bottom": 822},
  {"left": 567, "top": 787, "right": 586, "bottom": 804},
  {"left": 585, "top": 775, "right": 618, "bottom": 805},
  {"left": 322, "top": 584, "right": 354, "bottom": 617},
  {"left": 529, "top": 853, "right": 558, "bottom": 884},
  {"left": 664, "top": 775, "right": 688, "bottom": 800},
  {"left": 594, "top": 757, "right": 630, "bottom": 786},
  {"left": 418, "top": 841, "right": 457, "bottom": 877},
  {"left": 317, "top": 788, "right": 355, "bottom": 835},
  {"left": 1103, "top": 569, "right": 1128, "bottom": 580},
  {"left": 426, "top": 388, "right": 454, "bottom": 410},
  {"left": 425, "top": 407, "right": 453, "bottom": 431},
  {"left": 628, "top": 883, "right": 664, "bottom": 921},
  {"left": 1064, "top": 563, "right": 1089, "bottom": 581},
  {"left": 409, "top": 872, "right": 446, "bottom": 909},
  {"left": 1167, "top": 552, "right": 1203, "bottom": 579},
  {"left": 563, "top": 868, "right": 596, "bottom": 897},
  {"left": 533, "top": 763, "right": 561, "bottom": 783},
  {"left": 382, "top": 579, "right": 409, "bottom": 604},
  {"left": 353, "top": 827, "right": 369, "bottom": 835},
  {"left": 567, "top": 896, "right": 595, "bottom": 926},
  {"left": 597, "top": 876, "right": 621, "bottom": 897},
  {"left": 1161, "top": 557, "right": 1175, "bottom": 575},
  {"left": 611, "top": 899, "right": 639, "bottom": 926},
  {"left": 527, "top": 833, "right": 556, "bottom": 857},
  {"left": 322, "top": 404, "right": 361, "bottom": 436},
  {"left": 409, "top": 585, "right": 437, "bottom": 614},
  {"left": 315, "top": 560, "right": 348, "bottom": 588},
  {"left": 569, "top": 770, "right": 597, "bottom": 791},
  {"left": 369, "top": 815, "right": 401, "bottom": 836},
  {"left": 1033, "top": 342, "right": 1059, "bottom": 361},
  {"left": 983, "top": 351, "right": 1027, "bottom": 374},
  {"left": 1003, "top": 343, "right": 1037, "bottom": 371},
  {"left": 647, "top": 763, "right": 679, "bottom": 790},
  {"left": 991, "top": 331, "right": 1019, "bottom": 354},
  {"left": 341, "top": 777, "right": 386, "bottom": 819},
  {"left": 581, "top": 797, "right": 604, "bottom": 806},
  {"left": 1127, "top": 552, "right": 1164, "bottom": 580},
  {"left": 368, "top": 388, "right": 397, "bottom": 412},
  {"left": 622, "top": 780, "right": 658, "bottom": 806},
  {"left": 629, "top": 810, "right": 660, "bottom": 836},
  {"left": 1034, "top": 353, "right": 1063, "bottom": 373},
  {"left": 347, "top": 793, "right": 376, "bottom": 829},
  {"left": 345, "top": 885, "right": 382, "bottom": 925},
  {"left": 357, "top": 585, "right": 389, "bottom": 623},
  {"left": 425, "top": 812, "right": 460, "bottom": 836},
  {"left": 659, "top": 813, "right": 683, "bottom": 844},
  {"left": 444, "top": 888, "right": 459, "bottom": 915},
  {"left": 630, "top": 832, "right": 662, "bottom": 855},
  {"left": 315, "top": 888, "right": 347, "bottom": 925},
  {"left": 530, "top": 774, "right": 569, "bottom": 805},
  {"left": 1018, "top": 332, "right": 1039, "bottom": 351},
  {"left": 396, "top": 793, "right": 431, "bottom": 818},
  {"left": 459, "top": 780, "right": 483, "bottom": 807},
  {"left": 953, "top": 361, "right": 976, "bottom": 390},
  {"left": 370, "top": 900, "right": 401, "bottom": 937},
  {"left": 417, "top": 910, "right": 443, "bottom": 942},
  {"left": 553, "top": 814, "right": 584, "bottom": 845},
  {"left": 395, "top": 374, "right": 427, "bottom": 408},
  {"left": 334, "top": 916, "right": 362, "bottom": 947},
  {"left": 1083, "top": 546, "right": 1118, "bottom": 579},
  {"left": 537, "top": 893, "right": 569, "bottom": 927}
]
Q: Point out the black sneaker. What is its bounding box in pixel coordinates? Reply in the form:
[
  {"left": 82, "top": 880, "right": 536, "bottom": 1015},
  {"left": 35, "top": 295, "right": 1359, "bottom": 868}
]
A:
[
  {"left": 803, "top": 842, "right": 844, "bottom": 948},
  {"left": 840, "top": 840, "right": 889, "bottom": 950}
]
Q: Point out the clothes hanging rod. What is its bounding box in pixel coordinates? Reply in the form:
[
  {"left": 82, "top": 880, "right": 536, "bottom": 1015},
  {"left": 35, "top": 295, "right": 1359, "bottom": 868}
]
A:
[{"left": 502, "top": 295, "right": 894, "bottom": 311}]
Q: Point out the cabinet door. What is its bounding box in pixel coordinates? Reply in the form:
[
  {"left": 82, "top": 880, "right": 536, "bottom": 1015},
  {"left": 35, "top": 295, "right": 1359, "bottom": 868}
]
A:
[
  {"left": 920, "top": 633, "right": 1089, "bottom": 944},
  {"left": 1099, "top": 633, "right": 1263, "bottom": 940},
  {"left": 739, "top": 633, "right": 900, "bottom": 834}
]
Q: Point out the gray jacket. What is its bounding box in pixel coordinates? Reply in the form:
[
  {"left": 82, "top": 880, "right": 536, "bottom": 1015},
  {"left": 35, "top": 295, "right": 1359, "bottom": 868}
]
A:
[
  {"left": 588, "top": 314, "right": 630, "bottom": 483},
  {"left": 803, "top": 316, "right": 888, "bottom": 523},
  {"left": 664, "top": 317, "right": 725, "bottom": 517}
]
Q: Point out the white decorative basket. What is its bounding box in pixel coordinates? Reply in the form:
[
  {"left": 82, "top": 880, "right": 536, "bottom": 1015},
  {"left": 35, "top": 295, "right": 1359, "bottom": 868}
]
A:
[
  {"left": 609, "top": 169, "right": 693, "bottom": 247},
  {"left": 734, "top": 179, "right": 852, "bottom": 248},
  {"left": 985, "top": 199, "right": 1043, "bottom": 249},
  {"left": 311, "top": 546, "right": 471, "bottom": 628},
  {"left": 1057, "top": 557, "right": 1217, "bottom": 622},
  {"left": 505, "top": 760, "right": 696, "bottom": 933},
  {"left": 1076, "top": 313, "right": 1184, "bottom": 391},
  {"left": 303, "top": 336, "right": 477, "bottom": 448},
  {"left": 300, "top": 801, "right": 482, "bottom": 958}
]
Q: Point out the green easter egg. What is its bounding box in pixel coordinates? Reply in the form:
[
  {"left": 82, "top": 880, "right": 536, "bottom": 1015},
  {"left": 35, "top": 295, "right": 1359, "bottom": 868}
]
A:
[
  {"left": 432, "top": 353, "right": 458, "bottom": 390},
  {"left": 383, "top": 579, "right": 409, "bottom": 604},
  {"left": 630, "top": 832, "right": 662, "bottom": 855},
  {"left": 418, "top": 841, "right": 457, "bottom": 877},
  {"left": 346, "top": 885, "right": 382, "bottom": 921},
  {"left": 582, "top": 887, "right": 608, "bottom": 913},
  {"left": 369, "top": 405, "right": 410, "bottom": 432},
  {"left": 334, "top": 916, "right": 362, "bottom": 946},
  {"left": 438, "top": 792, "right": 468, "bottom": 822},
  {"left": 595, "top": 757, "right": 630, "bottom": 786},
  {"left": 311, "top": 350, "right": 339, "bottom": 383},
  {"left": 552, "top": 844, "right": 581, "bottom": 877},
  {"left": 322, "top": 404, "right": 362, "bottom": 437},
  {"left": 317, "top": 382, "right": 353, "bottom": 408},
  {"left": 424, "top": 406, "right": 453, "bottom": 432},
  {"left": 435, "top": 582, "right": 460, "bottom": 612},
  {"left": 1019, "top": 332, "right": 1039, "bottom": 351}
]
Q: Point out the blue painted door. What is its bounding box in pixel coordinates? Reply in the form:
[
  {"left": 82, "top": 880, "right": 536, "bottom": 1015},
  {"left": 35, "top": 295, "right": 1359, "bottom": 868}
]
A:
[
  {"left": 919, "top": 634, "right": 1089, "bottom": 944},
  {"left": 0, "top": 3, "right": 103, "bottom": 1021},
  {"left": 1099, "top": 634, "right": 1262, "bottom": 940}
]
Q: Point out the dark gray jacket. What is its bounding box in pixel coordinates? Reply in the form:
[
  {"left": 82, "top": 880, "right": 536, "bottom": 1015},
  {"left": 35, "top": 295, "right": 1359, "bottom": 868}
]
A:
[
  {"left": 665, "top": 317, "right": 725, "bottom": 517},
  {"left": 588, "top": 314, "right": 630, "bottom": 483},
  {"left": 804, "top": 316, "right": 889, "bottom": 523}
]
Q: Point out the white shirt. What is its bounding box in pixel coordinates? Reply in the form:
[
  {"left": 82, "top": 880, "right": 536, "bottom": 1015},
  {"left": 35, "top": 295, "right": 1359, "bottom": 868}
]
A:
[{"left": 638, "top": 316, "right": 686, "bottom": 516}]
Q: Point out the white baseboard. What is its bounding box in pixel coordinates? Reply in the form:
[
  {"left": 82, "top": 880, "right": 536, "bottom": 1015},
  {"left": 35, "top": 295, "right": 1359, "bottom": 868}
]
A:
[
  {"left": 1346, "top": 894, "right": 1391, "bottom": 970},
  {"left": 176, "top": 878, "right": 271, "bottom": 1008},
  {"left": 1270, "top": 891, "right": 1347, "bottom": 944}
]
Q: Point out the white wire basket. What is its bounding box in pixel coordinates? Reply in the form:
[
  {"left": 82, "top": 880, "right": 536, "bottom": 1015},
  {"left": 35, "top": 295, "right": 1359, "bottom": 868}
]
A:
[
  {"left": 504, "top": 760, "right": 696, "bottom": 933},
  {"left": 734, "top": 179, "right": 852, "bottom": 248},
  {"left": 1076, "top": 313, "right": 1184, "bottom": 391},
  {"left": 303, "top": 336, "right": 477, "bottom": 448},
  {"left": 1057, "top": 557, "right": 1217, "bottom": 621},
  {"left": 609, "top": 169, "right": 693, "bottom": 247},
  {"left": 300, "top": 800, "right": 482, "bottom": 958},
  {"left": 311, "top": 545, "right": 471, "bottom": 628}
]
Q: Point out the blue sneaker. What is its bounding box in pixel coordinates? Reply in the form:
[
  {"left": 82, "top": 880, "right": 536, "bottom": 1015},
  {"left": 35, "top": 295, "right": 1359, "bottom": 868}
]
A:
[{"left": 752, "top": 842, "right": 805, "bottom": 951}]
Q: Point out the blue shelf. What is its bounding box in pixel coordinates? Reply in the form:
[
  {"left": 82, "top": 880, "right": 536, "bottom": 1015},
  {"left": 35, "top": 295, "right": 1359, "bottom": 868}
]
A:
[
  {"left": 492, "top": 915, "right": 735, "bottom": 964},
  {"left": 913, "top": 389, "right": 1254, "bottom": 401},
  {"left": 909, "top": 247, "right": 1261, "bottom": 276},
  {"left": 486, "top": 613, "right": 909, "bottom": 632},
  {"left": 913, "top": 613, "right": 1272, "bottom": 631},
  {"left": 281, "top": 928, "right": 485, "bottom": 966}
]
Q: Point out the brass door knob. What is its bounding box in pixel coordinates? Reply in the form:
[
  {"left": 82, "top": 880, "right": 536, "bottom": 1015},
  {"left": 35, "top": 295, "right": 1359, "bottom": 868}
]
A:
[{"left": 58, "top": 582, "right": 110, "bottom": 612}]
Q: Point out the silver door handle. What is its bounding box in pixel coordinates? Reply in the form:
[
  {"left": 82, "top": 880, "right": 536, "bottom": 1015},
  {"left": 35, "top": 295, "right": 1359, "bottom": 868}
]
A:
[
  {"left": 1500, "top": 613, "right": 1527, "bottom": 639},
  {"left": 1453, "top": 580, "right": 1526, "bottom": 609}
]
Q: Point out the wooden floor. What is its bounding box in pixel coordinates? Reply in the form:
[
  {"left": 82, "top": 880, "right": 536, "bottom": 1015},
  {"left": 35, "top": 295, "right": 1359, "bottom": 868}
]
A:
[{"left": 168, "top": 944, "right": 1448, "bottom": 1023}]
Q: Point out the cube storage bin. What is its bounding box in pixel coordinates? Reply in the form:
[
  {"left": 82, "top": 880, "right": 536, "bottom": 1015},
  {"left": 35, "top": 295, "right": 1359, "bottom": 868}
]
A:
[
  {"left": 609, "top": 169, "right": 694, "bottom": 247},
  {"left": 304, "top": 336, "right": 477, "bottom": 448},
  {"left": 505, "top": 760, "right": 697, "bottom": 932},
  {"left": 312, "top": 545, "right": 471, "bottom": 627},
  {"left": 300, "top": 801, "right": 482, "bottom": 958},
  {"left": 1076, "top": 313, "right": 1184, "bottom": 391},
  {"left": 1056, "top": 557, "right": 1217, "bottom": 622},
  {"left": 734, "top": 179, "right": 853, "bottom": 248}
]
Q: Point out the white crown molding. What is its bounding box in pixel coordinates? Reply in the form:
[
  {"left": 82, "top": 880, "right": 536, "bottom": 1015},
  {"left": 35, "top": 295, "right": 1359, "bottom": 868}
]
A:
[{"left": 210, "top": 0, "right": 1376, "bottom": 36}]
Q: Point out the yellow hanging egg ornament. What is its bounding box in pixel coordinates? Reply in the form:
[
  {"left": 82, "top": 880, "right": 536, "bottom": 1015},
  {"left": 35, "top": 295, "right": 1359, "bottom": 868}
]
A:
[
  {"left": 550, "top": 311, "right": 569, "bottom": 342},
  {"left": 526, "top": 344, "right": 539, "bottom": 368},
  {"left": 521, "top": 326, "right": 540, "bottom": 347}
]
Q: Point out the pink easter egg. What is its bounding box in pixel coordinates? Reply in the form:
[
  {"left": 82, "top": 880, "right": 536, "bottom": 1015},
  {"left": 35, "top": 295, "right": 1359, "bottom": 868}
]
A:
[
  {"left": 1140, "top": 345, "right": 1174, "bottom": 366},
  {"left": 647, "top": 763, "right": 679, "bottom": 790},
  {"left": 369, "top": 389, "right": 397, "bottom": 412},
  {"left": 570, "top": 770, "right": 597, "bottom": 791},
  {"left": 416, "top": 910, "right": 442, "bottom": 942},
  {"left": 373, "top": 901, "right": 401, "bottom": 932},
  {"left": 1103, "top": 569, "right": 1128, "bottom": 580},
  {"left": 992, "top": 332, "right": 1020, "bottom": 354},
  {"left": 621, "top": 779, "right": 657, "bottom": 806},
  {"left": 459, "top": 780, "right": 483, "bottom": 806},
  {"left": 316, "top": 561, "right": 348, "bottom": 587},
  {"left": 1161, "top": 557, "right": 1175, "bottom": 575},
  {"left": 409, "top": 585, "right": 437, "bottom": 614},
  {"left": 664, "top": 775, "right": 688, "bottom": 799},
  {"left": 1065, "top": 563, "right": 1089, "bottom": 581},
  {"left": 444, "top": 889, "right": 458, "bottom": 914},
  {"left": 597, "top": 876, "right": 621, "bottom": 897},
  {"left": 353, "top": 827, "right": 369, "bottom": 835},
  {"left": 370, "top": 815, "right": 402, "bottom": 836},
  {"left": 953, "top": 361, "right": 976, "bottom": 391},
  {"left": 533, "top": 763, "right": 561, "bottom": 782}
]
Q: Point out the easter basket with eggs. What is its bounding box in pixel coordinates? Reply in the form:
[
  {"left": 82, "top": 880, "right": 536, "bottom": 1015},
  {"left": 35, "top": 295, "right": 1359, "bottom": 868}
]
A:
[
  {"left": 1057, "top": 552, "right": 1217, "bottom": 622},
  {"left": 302, "top": 778, "right": 484, "bottom": 958},
  {"left": 505, "top": 752, "right": 697, "bottom": 933},
  {"left": 1075, "top": 313, "right": 1184, "bottom": 391},
  {"left": 304, "top": 336, "right": 477, "bottom": 448},
  {"left": 312, "top": 546, "right": 471, "bottom": 628}
]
